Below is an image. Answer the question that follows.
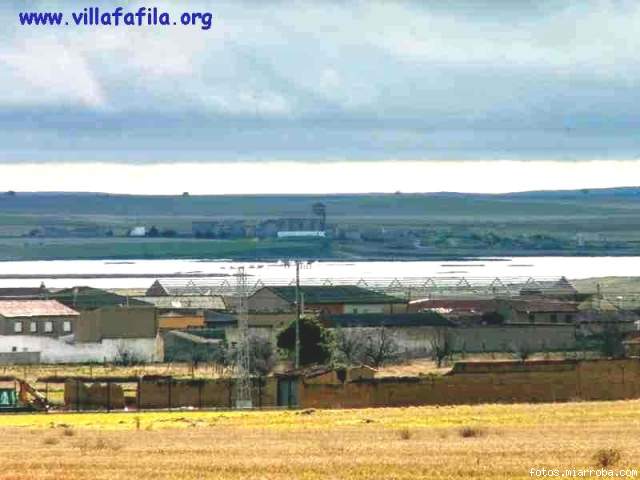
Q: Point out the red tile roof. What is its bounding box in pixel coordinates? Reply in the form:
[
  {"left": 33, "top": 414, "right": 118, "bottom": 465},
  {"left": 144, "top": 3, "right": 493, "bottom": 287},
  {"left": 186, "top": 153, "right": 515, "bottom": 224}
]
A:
[{"left": 0, "top": 300, "right": 79, "bottom": 318}]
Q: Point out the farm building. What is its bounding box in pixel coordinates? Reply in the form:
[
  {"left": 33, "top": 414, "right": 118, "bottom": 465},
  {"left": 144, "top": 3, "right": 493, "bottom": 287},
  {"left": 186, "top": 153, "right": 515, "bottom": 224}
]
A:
[
  {"left": 137, "top": 295, "right": 226, "bottom": 330},
  {"left": 51, "top": 286, "right": 149, "bottom": 311},
  {"left": 323, "top": 312, "right": 577, "bottom": 355},
  {"left": 0, "top": 294, "right": 161, "bottom": 363},
  {"left": 247, "top": 286, "right": 406, "bottom": 315},
  {"left": 0, "top": 300, "right": 79, "bottom": 337}
]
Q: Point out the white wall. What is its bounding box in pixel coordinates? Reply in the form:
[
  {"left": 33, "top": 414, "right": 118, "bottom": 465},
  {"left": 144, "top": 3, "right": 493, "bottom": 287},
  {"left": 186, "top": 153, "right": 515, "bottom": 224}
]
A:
[{"left": 0, "top": 335, "right": 161, "bottom": 363}]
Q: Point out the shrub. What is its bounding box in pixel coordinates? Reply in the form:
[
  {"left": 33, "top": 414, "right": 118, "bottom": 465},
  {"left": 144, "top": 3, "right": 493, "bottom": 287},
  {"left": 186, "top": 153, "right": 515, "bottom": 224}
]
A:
[
  {"left": 42, "top": 437, "right": 59, "bottom": 445},
  {"left": 594, "top": 448, "right": 621, "bottom": 468},
  {"left": 62, "top": 428, "right": 75, "bottom": 437},
  {"left": 277, "top": 317, "right": 333, "bottom": 366},
  {"left": 398, "top": 428, "right": 412, "bottom": 440},
  {"left": 459, "top": 426, "right": 484, "bottom": 438}
]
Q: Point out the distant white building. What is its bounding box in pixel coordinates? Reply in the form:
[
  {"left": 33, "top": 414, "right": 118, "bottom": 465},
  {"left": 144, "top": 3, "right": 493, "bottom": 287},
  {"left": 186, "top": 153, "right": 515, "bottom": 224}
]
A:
[
  {"left": 277, "top": 231, "right": 326, "bottom": 239},
  {"left": 129, "top": 226, "right": 146, "bottom": 237}
]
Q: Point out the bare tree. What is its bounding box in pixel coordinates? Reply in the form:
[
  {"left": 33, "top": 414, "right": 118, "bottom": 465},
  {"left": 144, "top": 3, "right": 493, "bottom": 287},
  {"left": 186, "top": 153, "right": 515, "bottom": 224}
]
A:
[
  {"left": 334, "top": 327, "right": 366, "bottom": 365},
  {"left": 429, "top": 328, "right": 455, "bottom": 368},
  {"left": 224, "top": 335, "right": 276, "bottom": 378},
  {"left": 248, "top": 335, "right": 277, "bottom": 378},
  {"left": 362, "top": 327, "right": 400, "bottom": 368}
]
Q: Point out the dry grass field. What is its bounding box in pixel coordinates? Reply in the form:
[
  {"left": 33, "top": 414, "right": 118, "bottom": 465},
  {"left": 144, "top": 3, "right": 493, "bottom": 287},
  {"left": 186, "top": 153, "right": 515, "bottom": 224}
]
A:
[{"left": 0, "top": 400, "right": 639, "bottom": 479}]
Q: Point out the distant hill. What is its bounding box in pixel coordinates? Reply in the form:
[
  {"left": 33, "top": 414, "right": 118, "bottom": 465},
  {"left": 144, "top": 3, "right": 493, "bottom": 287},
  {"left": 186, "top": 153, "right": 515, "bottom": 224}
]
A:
[{"left": 0, "top": 187, "right": 638, "bottom": 218}]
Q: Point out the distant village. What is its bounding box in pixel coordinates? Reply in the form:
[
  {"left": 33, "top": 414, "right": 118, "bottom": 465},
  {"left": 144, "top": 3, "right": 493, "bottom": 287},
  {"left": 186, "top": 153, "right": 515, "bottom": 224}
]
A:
[{"left": 20, "top": 200, "right": 615, "bottom": 256}]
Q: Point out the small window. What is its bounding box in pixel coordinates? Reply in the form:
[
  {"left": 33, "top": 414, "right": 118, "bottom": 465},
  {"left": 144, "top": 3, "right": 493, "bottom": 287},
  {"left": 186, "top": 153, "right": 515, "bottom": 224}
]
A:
[
  {"left": 550, "top": 314, "right": 558, "bottom": 323},
  {"left": 30, "top": 322, "right": 37, "bottom": 333},
  {"left": 63, "top": 321, "right": 72, "bottom": 333},
  {"left": 565, "top": 314, "right": 574, "bottom": 323},
  {"left": 44, "top": 321, "right": 53, "bottom": 333},
  {"left": 13, "top": 321, "right": 22, "bottom": 333},
  {"left": 528, "top": 312, "right": 535, "bottom": 323}
]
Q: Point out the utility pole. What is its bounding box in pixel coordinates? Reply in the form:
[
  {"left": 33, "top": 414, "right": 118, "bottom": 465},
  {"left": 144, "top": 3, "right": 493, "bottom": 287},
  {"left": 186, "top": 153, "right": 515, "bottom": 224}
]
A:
[
  {"left": 295, "top": 260, "right": 301, "bottom": 369},
  {"left": 234, "top": 267, "right": 252, "bottom": 408}
]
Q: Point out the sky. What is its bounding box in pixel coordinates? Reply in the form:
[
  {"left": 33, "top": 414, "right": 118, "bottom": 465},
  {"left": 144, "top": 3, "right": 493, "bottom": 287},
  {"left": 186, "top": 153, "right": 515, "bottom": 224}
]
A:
[{"left": 1, "top": 0, "right": 640, "bottom": 193}]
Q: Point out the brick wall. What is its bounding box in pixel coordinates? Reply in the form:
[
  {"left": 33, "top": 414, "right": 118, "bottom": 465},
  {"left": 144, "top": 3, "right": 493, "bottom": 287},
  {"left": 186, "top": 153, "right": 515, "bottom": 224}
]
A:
[
  {"left": 298, "top": 359, "right": 640, "bottom": 408},
  {"left": 137, "top": 377, "right": 277, "bottom": 409}
]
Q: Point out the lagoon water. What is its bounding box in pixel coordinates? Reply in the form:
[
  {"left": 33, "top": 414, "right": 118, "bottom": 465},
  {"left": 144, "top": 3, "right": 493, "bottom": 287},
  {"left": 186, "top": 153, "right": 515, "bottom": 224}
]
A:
[{"left": 0, "top": 256, "right": 638, "bottom": 290}]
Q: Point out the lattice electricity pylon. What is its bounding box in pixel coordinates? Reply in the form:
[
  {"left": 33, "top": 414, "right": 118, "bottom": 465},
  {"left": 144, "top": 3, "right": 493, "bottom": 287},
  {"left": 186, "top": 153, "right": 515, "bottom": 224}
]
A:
[{"left": 234, "top": 267, "right": 253, "bottom": 409}]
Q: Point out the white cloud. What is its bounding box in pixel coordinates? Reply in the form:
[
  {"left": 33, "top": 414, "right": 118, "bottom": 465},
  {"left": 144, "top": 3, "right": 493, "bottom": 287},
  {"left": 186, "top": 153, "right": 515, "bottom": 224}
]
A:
[{"left": 0, "top": 38, "right": 105, "bottom": 107}]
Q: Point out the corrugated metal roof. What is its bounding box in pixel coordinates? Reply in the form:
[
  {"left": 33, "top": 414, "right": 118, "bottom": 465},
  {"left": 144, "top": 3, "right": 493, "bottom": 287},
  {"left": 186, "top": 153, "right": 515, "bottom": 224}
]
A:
[
  {"left": 137, "top": 296, "right": 226, "bottom": 310},
  {"left": 0, "top": 300, "right": 79, "bottom": 318}
]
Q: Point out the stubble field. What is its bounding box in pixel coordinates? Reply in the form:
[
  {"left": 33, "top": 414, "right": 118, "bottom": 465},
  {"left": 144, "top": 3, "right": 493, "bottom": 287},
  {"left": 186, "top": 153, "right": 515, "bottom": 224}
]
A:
[{"left": 0, "top": 400, "right": 639, "bottom": 479}]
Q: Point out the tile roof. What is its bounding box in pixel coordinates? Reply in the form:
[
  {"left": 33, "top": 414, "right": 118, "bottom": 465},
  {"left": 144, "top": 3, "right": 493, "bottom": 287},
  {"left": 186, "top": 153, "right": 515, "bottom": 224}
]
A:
[
  {"left": 506, "top": 299, "right": 579, "bottom": 313},
  {"left": 265, "top": 286, "right": 403, "bottom": 305},
  {"left": 0, "top": 300, "right": 79, "bottom": 318}
]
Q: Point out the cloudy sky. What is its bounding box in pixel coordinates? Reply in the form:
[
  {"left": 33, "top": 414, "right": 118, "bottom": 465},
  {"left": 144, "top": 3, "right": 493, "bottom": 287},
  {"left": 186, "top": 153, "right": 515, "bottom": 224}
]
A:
[{"left": 1, "top": 0, "right": 639, "bottom": 193}]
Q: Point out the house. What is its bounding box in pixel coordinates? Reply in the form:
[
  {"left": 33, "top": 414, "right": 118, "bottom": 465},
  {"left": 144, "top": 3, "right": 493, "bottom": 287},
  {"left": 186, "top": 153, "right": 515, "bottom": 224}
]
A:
[
  {"left": 0, "top": 300, "right": 79, "bottom": 337},
  {"left": 497, "top": 298, "right": 579, "bottom": 324},
  {"left": 0, "top": 299, "right": 159, "bottom": 364},
  {"left": 247, "top": 286, "right": 406, "bottom": 315}
]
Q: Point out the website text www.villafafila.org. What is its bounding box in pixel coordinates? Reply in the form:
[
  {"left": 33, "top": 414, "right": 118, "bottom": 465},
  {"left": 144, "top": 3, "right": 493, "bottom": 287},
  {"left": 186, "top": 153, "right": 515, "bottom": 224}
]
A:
[{"left": 18, "top": 6, "right": 214, "bottom": 30}]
